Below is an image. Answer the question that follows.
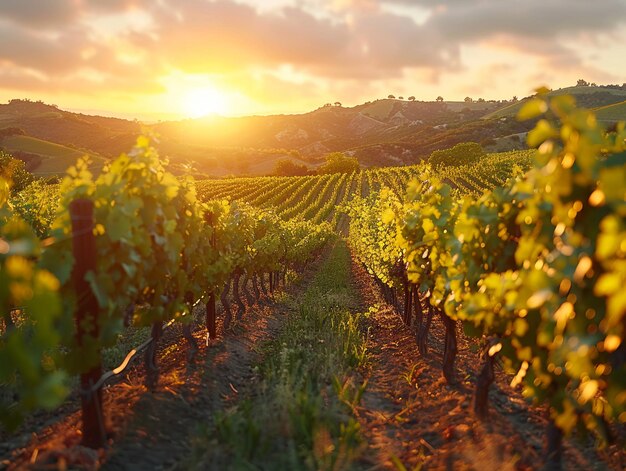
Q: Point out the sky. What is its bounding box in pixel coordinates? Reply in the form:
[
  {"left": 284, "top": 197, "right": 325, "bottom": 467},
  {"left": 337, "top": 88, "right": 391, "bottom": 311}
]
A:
[{"left": 0, "top": 0, "right": 625, "bottom": 121}]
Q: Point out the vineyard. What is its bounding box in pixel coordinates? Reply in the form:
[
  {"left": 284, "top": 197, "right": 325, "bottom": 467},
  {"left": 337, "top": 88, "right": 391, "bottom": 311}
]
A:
[
  {"left": 0, "top": 95, "right": 625, "bottom": 470},
  {"left": 194, "top": 149, "right": 531, "bottom": 229}
]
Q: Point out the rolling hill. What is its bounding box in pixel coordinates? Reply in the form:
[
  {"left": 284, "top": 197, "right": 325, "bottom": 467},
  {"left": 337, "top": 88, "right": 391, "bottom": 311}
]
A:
[
  {"left": 1, "top": 134, "right": 106, "bottom": 175},
  {"left": 2, "top": 87, "right": 625, "bottom": 177},
  {"left": 594, "top": 100, "right": 626, "bottom": 122},
  {"left": 483, "top": 85, "right": 626, "bottom": 120}
]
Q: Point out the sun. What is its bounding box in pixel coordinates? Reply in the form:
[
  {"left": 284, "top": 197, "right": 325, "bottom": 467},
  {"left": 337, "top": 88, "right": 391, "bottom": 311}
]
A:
[{"left": 182, "top": 87, "right": 228, "bottom": 118}]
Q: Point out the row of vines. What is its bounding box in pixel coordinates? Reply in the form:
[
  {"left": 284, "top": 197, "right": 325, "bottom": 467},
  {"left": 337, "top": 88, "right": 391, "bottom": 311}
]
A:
[
  {"left": 347, "top": 93, "right": 625, "bottom": 465},
  {"left": 0, "top": 137, "right": 332, "bottom": 444},
  {"left": 194, "top": 149, "right": 533, "bottom": 230}
]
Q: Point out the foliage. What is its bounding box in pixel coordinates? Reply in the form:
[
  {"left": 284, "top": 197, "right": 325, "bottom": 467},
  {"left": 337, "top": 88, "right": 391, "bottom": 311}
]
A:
[
  {"left": 503, "top": 92, "right": 626, "bottom": 439},
  {"left": 195, "top": 150, "right": 529, "bottom": 234},
  {"left": 0, "top": 177, "right": 66, "bottom": 429},
  {"left": 10, "top": 180, "right": 59, "bottom": 237},
  {"left": 0, "top": 150, "right": 34, "bottom": 193},
  {"left": 347, "top": 190, "right": 404, "bottom": 288},
  {"left": 273, "top": 158, "right": 310, "bottom": 177},
  {"left": 1, "top": 137, "right": 332, "bottom": 428},
  {"left": 318, "top": 152, "right": 360, "bottom": 175},
  {"left": 0, "top": 128, "right": 26, "bottom": 140},
  {"left": 350, "top": 92, "right": 626, "bottom": 445},
  {"left": 190, "top": 241, "right": 365, "bottom": 469},
  {"left": 429, "top": 142, "right": 485, "bottom": 168}
]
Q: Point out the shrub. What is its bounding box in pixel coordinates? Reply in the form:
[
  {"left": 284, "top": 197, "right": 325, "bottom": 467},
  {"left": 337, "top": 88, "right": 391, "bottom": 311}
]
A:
[
  {"left": 428, "top": 142, "right": 485, "bottom": 167},
  {"left": 317, "top": 152, "right": 360, "bottom": 174},
  {"left": 273, "top": 159, "right": 310, "bottom": 177},
  {"left": 0, "top": 150, "right": 34, "bottom": 192}
]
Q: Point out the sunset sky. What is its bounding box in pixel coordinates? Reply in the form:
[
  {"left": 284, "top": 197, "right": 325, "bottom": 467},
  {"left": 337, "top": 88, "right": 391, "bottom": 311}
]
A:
[{"left": 1, "top": 0, "right": 625, "bottom": 121}]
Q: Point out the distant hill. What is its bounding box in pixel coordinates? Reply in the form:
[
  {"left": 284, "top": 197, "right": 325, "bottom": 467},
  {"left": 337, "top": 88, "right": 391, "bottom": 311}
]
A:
[
  {"left": 152, "top": 99, "right": 504, "bottom": 172},
  {"left": 2, "top": 87, "right": 625, "bottom": 177},
  {"left": 0, "top": 100, "right": 139, "bottom": 159},
  {"left": 483, "top": 85, "right": 626, "bottom": 120}
]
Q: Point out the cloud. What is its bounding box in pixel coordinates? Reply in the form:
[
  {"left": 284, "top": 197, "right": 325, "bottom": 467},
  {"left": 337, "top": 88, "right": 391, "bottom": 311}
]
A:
[
  {"left": 346, "top": 10, "right": 458, "bottom": 72},
  {"left": 428, "top": 0, "right": 626, "bottom": 41},
  {"left": 1, "top": 0, "right": 625, "bottom": 116},
  {"left": 0, "top": 63, "right": 165, "bottom": 97},
  {"left": 145, "top": 2, "right": 350, "bottom": 72},
  {"left": 0, "top": 0, "right": 77, "bottom": 28},
  {"left": 0, "top": 20, "right": 90, "bottom": 74},
  {"left": 83, "top": 0, "right": 148, "bottom": 13},
  {"left": 0, "top": 0, "right": 149, "bottom": 29},
  {"left": 2, "top": 0, "right": 624, "bottom": 81},
  {"left": 126, "top": 0, "right": 451, "bottom": 79}
]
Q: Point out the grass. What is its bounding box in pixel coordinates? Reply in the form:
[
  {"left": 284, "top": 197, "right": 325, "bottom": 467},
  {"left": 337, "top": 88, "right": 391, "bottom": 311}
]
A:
[
  {"left": 360, "top": 99, "right": 396, "bottom": 120},
  {"left": 481, "top": 100, "right": 526, "bottom": 120},
  {"left": 1, "top": 135, "right": 106, "bottom": 175},
  {"left": 484, "top": 86, "right": 626, "bottom": 120},
  {"left": 189, "top": 240, "right": 369, "bottom": 470},
  {"left": 594, "top": 99, "right": 626, "bottom": 122},
  {"left": 444, "top": 101, "right": 497, "bottom": 112}
]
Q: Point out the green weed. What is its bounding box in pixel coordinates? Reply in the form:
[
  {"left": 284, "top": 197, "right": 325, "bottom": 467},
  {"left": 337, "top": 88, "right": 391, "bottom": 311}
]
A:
[{"left": 190, "top": 241, "right": 369, "bottom": 470}]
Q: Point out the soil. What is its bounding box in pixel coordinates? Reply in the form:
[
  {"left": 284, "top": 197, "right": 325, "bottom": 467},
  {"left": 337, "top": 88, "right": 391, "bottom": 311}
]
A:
[
  {"left": 0, "top": 262, "right": 319, "bottom": 471},
  {"left": 2, "top": 247, "right": 625, "bottom": 471},
  {"left": 349, "top": 250, "right": 626, "bottom": 471}
]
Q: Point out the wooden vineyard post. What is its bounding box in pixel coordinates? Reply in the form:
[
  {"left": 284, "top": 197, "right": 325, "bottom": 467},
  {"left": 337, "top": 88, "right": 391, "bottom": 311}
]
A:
[
  {"left": 206, "top": 293, "right": 217, "bottom": 341},
  {"left": 145, "top": 321, "right": 163, "bottom": 390},
  {"left": 70, "top": 199, "right": 106, "bottom": 449},
  {"left": 221, "top": 279, "right": 232, "bottom": 328},
  {"left": 403, "top": 283, "right": 413, "bottom": 326},
  {"left": 412, "top": 287, "right": 423, "bottom": 334},
  {"left": 440, "top": 310, "right": 458, "bottom": 384},
  {"left": 252, "top": 275, "right": 261, "bottom": 302},
  {"left": 473, "top": 344, "right": 497, "bottom": 419},
  {"left": 204, "top": 211, "right": 217, "bottom": 340},
  {"left": 259, "top": 273, "right": 268, "bottom": 298},
  {"left": 5, "top": 304, "right": 16, "bottom": 332},
  {"left": 544, "top": 415, "right": 563, "bottom": 470},
  {"left": 242, "top": 272, "right": 254, "bottom": 306},
  {"left": 183, "top": 292, "right": 198, "bottom": 362},
  {"left": 417, "top": 304, "right": 433, "bottom": 356},
  {"left": 233, "top": 272, "right": 245, "bottom": 320}
]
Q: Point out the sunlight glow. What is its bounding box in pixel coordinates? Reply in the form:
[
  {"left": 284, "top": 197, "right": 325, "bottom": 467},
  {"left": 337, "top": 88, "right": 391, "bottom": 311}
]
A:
[{"left": 182, "top": 87, "right": 228, "bottom": 118}]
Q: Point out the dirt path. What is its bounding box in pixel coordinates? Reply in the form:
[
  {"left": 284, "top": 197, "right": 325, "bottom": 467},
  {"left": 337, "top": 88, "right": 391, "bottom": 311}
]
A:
[
  {"left": 5, "top": 307, "right": 282, "bottom": 470},
  {"left": 101, "top": 303, "right": 283, "bottom": 471},
  {"left": 349, "top": 249, "right": 625, "bottom": 471}
]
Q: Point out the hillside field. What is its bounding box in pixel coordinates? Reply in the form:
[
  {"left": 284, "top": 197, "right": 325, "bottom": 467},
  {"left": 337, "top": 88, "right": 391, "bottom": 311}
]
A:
[{"left": 0, "top": 135, "right": 106, "bottom": 175}]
